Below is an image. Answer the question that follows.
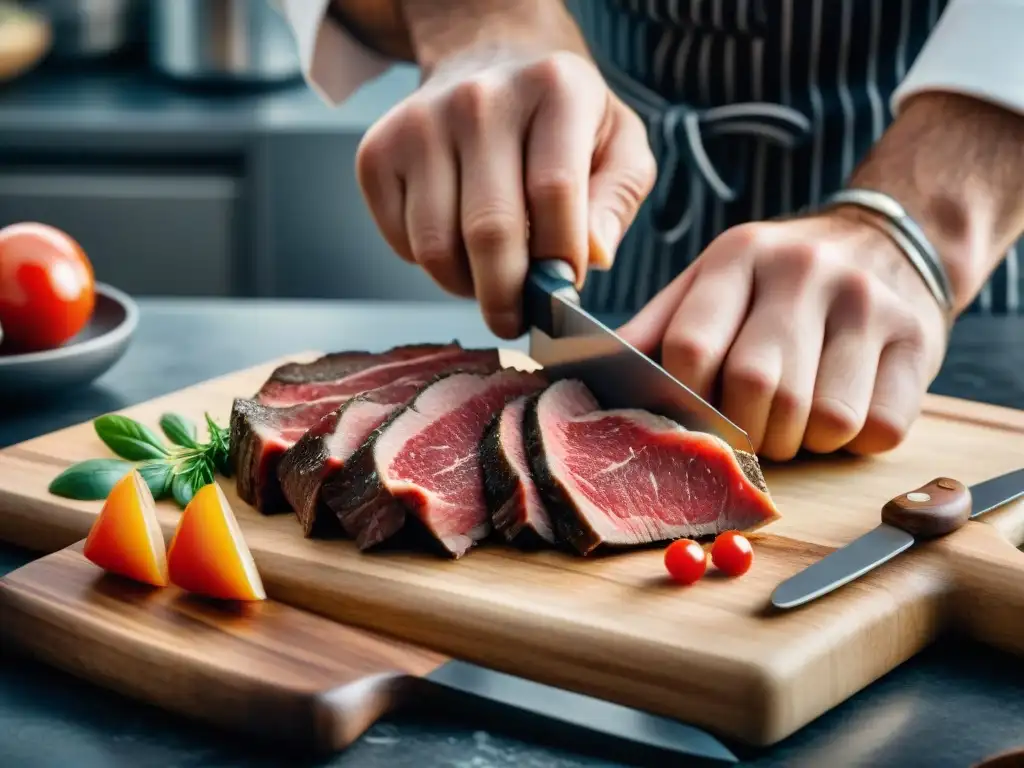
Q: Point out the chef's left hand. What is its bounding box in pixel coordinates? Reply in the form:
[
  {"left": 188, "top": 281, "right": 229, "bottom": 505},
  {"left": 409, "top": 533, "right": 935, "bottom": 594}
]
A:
[{"left": 617, "top": 209, "right": 949, "bottom": 460}]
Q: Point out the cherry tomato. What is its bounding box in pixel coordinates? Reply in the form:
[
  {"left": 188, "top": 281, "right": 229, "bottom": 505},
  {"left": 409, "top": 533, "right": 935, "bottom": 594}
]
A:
[
  {"left": 0, "top": 222, "right": 95, "bottom": 353},
  {"left": 710, "top": 531, "right": 754, "bottom": 577},
  {"left": 664, "top": 539, "right": 707, "bottom": 585}
]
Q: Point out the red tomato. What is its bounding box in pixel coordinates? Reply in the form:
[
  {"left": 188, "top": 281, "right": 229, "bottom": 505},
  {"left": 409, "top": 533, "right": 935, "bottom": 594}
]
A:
[
  {"left": 0, "top": 222, "right": 95, "bottom": 353},
  {"left": 711, "top": 531, "right": 754, "bottom": 577},
  {"left": 664, "top": 539, "right": 707, "bottom": 585}
]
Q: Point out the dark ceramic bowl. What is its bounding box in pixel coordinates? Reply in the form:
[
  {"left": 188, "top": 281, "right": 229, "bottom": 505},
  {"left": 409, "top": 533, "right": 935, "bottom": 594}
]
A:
[{"left": 0, "top": 283, "right": 138, "bottom": 400}]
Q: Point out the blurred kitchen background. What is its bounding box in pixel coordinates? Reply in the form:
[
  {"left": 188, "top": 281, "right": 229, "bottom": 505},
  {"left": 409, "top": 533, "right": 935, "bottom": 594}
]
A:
[{"left": 0, "top": 0, "right": 457, "bottom": 301}]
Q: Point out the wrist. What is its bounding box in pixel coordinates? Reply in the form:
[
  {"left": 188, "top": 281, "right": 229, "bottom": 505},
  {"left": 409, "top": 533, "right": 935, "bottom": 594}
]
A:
[
  {"left": 399, "top": 0, "right": 591, "bottom": 76},
  {"left": 846, "top": 92, "right": 1024, "bottom": 314}
]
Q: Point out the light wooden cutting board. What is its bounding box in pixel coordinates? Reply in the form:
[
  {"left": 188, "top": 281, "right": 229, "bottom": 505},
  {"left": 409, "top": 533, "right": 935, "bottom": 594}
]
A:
[{"left": 2, "top": 349, "right": 1024, "bottom": 747}]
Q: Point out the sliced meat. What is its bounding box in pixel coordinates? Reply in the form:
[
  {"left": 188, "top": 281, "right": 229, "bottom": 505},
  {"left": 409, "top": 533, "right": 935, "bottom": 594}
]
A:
[
  {"left": 278, "top": 354, "right": 503, "bottom": 537},
  {"left": 480, "top": 396, "right": 553, "bottom": 546},
  {"left": 323, "top": 369, "right": 547, "bottom": 558},
  {"left": 525, "top": 379, "right": 780, "bottom": 555},
  {"left": 229, "top": 344, "right": 501, "bottom": 514},
  {"left": 257, "top": 343, "right": 463, "bottom": 407}
]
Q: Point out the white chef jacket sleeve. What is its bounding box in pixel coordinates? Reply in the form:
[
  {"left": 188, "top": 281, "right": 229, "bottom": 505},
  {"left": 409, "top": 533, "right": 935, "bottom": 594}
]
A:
[
  {"left": 893, "top": 0, "right": 1024, "bottom": 117},
  {"left": 273, "top": 0, "right": 394, "bottom": 106}
]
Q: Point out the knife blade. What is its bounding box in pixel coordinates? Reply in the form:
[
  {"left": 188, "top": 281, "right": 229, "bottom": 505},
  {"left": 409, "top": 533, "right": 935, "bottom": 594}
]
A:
[
  {"left": 771, "top": 468, "right": 1024, "bottom": 610},
  {"left": 523, "top": 260, "right": 753, "bottom": 454},
  {"left": 427, "top": 660, "right": 738, "bottom": 764}
]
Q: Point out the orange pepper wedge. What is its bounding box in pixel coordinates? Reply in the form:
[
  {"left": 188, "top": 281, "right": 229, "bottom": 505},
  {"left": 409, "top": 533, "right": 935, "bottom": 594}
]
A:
[
  {"left": 83, "top": 469, "right": 169, "bottom": 588},
  {"left": 167, "top": 482, "right": 266, "bottom": 602}
]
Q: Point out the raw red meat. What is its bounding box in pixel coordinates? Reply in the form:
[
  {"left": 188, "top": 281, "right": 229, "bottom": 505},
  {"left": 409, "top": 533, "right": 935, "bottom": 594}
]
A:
[
  {"left": 278, "top": 353, "right": 502, "bottom": 536},
  {"left": 229, "top": 343, "right": 499, "bottom": 514},
  {"left": 323, "top": 369, "right": 547, "bottom": 558},
  {"left": 480, "top": 396, "right": 554, "bottom": 545},
  {"left": 257, "top": 344, "right": 459, "bottom": 407},
  {"left": 525, "top": 379, "right": 779, "bottom": 555}
]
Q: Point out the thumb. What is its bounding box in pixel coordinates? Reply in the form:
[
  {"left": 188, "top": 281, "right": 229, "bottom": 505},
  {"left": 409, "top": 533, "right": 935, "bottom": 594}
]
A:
[{"left": 588, "top": 104, "right": 657, "bottom": 269}]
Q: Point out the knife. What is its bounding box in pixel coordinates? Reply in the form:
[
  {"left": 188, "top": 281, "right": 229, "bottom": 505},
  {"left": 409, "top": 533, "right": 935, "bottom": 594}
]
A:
[
  {"left": 771, "top": 468, "right": 1024, "bottom": 609},
  {"left": 523, "top": 260, "right": 753, "bottom": 454},
  {"left": 426, "top": 660, "right": 738, "bottom": 765}
]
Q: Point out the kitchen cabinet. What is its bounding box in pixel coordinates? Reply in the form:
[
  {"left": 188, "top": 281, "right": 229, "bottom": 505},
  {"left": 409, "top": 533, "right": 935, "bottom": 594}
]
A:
[{"left": 0, "top": 169, "right": 240, "bottom": 296}]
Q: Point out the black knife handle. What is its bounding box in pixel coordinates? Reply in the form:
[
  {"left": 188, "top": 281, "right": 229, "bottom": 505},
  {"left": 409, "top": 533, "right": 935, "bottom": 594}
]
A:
[{"left": 523, "top": 259, "right": 580, "bottom": 337}]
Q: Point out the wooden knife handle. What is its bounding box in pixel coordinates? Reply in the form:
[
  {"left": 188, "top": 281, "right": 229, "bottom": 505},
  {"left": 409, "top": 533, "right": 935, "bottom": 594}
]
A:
[
  {"left": 0, "top": 543, "right": 448, "bottom": 754},
  {"left": 881, "top": 477, "right": 972, "bottom": 539}
]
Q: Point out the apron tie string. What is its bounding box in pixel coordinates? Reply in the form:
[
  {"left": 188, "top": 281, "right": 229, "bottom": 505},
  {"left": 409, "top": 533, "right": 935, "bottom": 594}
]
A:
[{"left": 597, "top": 58, "right": 813, "bottom": 244}]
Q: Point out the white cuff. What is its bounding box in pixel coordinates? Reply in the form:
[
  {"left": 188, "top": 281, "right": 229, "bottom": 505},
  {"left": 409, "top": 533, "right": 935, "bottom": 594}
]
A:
[
  {"left": 893, "top": 0, "right": 1024, "bottom": 117},
  {"left": 276, "top": 0, "right": 394, "bottom": 106}
]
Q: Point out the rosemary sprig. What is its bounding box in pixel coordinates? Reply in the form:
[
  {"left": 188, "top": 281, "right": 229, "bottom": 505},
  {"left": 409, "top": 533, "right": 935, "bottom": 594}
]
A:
[{"left": 49, "top": 411, "right": 232, "bottom": 509}]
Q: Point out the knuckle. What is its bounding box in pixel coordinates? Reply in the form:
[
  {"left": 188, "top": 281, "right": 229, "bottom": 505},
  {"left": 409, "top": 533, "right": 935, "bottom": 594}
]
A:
[
  {"left": 447, "top": 79, "right": 498, "bottom": 128},
  {"left": 832, "top": 269, "right": 879, "bottom": 328},
  {"left": 863, "top": 407, "right": 910, "bottom": 451},
  {"left": 411, "top": 232, "right": 455, "bottom": 267},
  {"left": 523, "top": 51, "right": 586, "bottom": 92},
  {"left": 724, "top": 360, "right": 776, "bottom": 399},
  {"left": 355, "top": 128, "right": 390, "bottom": 182},
  {"left": 810, "top": 396, "right": 863, "bottom": 437},
  {"left": 721, "top": 221, "right": 766, "bottom": 251},
  {"left": 392, "top": 102, "right": 437, "bottom": 149},
  {"left": 527, "top": 170, "right": 578, "bottom": 209},
  {"left": 463, "top": 207, "right": 520, "bottom": 253},
  {"left": 663, "top": 332, "right": 715, "bottom": 375},
  {"left": 774, "top": 242, "right": 823, "bottom": 278},
  {"left": 773, "top": 386, "right": 809, "bottom": 417}
]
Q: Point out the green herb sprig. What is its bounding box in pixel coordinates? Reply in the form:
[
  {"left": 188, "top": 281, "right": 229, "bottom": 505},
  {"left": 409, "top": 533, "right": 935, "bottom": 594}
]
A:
[{"left": 48, "top": 412, "right": 232, "bottom": 509}]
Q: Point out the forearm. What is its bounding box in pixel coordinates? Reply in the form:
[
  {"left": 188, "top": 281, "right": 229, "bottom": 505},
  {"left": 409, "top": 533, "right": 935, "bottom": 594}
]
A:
[
  {"left": 847, "top": 92, "right": 1024, "bottom": 315},
  {"left": 328, "top": 0, "right": 412, "bottom": 61}
]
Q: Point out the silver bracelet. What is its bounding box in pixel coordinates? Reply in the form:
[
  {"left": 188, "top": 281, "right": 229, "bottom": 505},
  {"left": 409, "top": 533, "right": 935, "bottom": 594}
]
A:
[{"left": 820, "top": 188, "right": 954, "bottom": 316}]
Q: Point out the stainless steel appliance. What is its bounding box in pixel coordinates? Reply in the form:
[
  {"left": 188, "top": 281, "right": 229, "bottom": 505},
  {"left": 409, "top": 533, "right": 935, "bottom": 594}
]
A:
[{"left": 149, "top": 0, "right": 301, "bottom": 86}]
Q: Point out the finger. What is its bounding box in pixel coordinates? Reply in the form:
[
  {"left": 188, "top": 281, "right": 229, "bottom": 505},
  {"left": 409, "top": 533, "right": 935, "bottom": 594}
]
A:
[
  {"left": 587, "top": 104, "right": 657, "bottom": 269},
  {"left": 356, "top": 128, "right": 413, "bottom": 264},
  {"left": 615, "top": 265, "right": 699, "bottom": 356},
  {"left": 524, "top": 63, "right": 604, "bottom": 286},
  {"left": 453, "top": 86, "right": 530, "bottom": 339},
  {"left": 657, "top": 243, "right": 755, "bottom": 399},
  {"left": 404, "top": 140, "right": 472, "bottom": 297},
  {"left": 846, "top": 336, "right": 927, "bottom": 455},
  {"left": 803, "top": 277, "right": 886, "bottom": 454},
  {"left": 759, "top": 296, "right": 827, "bottom": 461},
  {"left": 719, "top": 322, "right": 783, "bottom": 455}
]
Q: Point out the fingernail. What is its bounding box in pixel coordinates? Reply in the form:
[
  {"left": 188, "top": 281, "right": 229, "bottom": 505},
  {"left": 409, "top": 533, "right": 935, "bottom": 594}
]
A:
[{"left": 592, "top": 216, "right": 621, "bottom": 270}]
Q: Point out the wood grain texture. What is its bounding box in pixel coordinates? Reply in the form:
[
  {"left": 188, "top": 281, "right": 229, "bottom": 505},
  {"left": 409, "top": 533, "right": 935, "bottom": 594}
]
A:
[
  {"left": 1, "top": 350, "right": 1023, "bottom": 746},
  {"left": 0, "top": 542, "right": 446, "bottom": 754}
]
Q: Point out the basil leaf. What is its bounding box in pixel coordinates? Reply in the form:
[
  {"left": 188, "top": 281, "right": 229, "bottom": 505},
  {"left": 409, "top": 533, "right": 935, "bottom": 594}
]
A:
[
  {"left": 138, "top": 461, "right": 174, "bottom": 500},
  {"left": 159, "top": 413, "right": 199, "bottom": 449},
  {"left": 48, "top": 459, "right": 133, "bottom": 500},
  {"left": 171, "top": 472, "right": 194, "bottom": 509},
  {"left": 94, "top": 415, "right": 169, "bottom": 461}
]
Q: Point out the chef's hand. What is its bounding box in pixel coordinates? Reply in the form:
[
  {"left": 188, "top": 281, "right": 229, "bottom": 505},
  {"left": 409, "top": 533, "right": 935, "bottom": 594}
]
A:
[
  {"left": 618, "top": 209, "right": 949, "bottom": 460},
  {"left": 355, "top": 6, "right": 656, "bottom": 339}
]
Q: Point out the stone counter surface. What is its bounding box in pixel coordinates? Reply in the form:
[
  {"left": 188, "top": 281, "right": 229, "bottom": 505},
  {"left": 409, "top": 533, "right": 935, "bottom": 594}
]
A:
[{"left": 2, "top": 300, "right": 1024, "bottom": 768}]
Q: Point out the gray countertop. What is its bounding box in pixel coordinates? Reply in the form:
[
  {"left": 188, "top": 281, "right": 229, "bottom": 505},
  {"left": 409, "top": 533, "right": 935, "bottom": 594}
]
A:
[{"left": 2, "top": 300, "right": 1024, "bottom": 768}]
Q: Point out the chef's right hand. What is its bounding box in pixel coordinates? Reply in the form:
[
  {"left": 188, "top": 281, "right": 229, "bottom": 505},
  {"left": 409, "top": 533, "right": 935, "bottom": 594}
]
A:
[{"left": 354, "top": 3, "right": 656, "bottom": 339}]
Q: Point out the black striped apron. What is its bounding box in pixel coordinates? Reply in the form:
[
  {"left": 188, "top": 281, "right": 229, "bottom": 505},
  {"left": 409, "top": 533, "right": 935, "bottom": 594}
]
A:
[{"left": 564, "top": 0, "right": 1022, "bottom": 316}]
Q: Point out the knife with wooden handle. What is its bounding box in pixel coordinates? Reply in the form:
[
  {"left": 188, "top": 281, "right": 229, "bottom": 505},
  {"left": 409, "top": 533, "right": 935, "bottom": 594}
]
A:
[
  {"left": 0, "top": 543, "right": 738, "bottom": 765},
  {"left": 771, "top": 467, "right": 1024, "bottom": 609}
]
